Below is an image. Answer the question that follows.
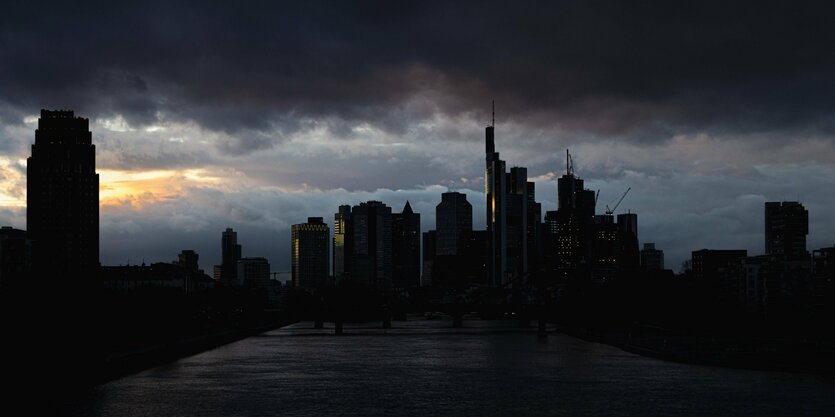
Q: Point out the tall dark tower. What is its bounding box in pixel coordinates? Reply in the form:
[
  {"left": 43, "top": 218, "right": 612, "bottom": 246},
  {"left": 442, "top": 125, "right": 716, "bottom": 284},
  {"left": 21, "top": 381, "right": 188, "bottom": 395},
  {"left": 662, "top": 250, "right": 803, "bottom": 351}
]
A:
[
  {"left": 27, "top": 109, "right": 99, "bottom": 277},
  {"left": 485, "top": 102, "right": 507, "bottom": 286}
]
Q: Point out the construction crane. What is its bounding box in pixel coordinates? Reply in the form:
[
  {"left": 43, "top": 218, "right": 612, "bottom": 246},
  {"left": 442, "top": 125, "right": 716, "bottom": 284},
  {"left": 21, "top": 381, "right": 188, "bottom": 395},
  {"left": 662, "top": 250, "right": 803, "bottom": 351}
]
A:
[{"left": 605, "top": 187, "right": 631, "bottom": 215}]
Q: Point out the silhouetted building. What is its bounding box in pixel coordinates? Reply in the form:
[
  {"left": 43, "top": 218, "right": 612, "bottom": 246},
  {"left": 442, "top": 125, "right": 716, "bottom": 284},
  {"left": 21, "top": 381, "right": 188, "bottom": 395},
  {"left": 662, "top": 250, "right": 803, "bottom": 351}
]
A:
[
  {"left": 217, "top": 228, "right": 242, "bottom": 285},
  {"left": 436, "top": 192, "right": 472, "bottom": 256},
  {"left": 554, "top": 151, "right": 596, "bottom": 281},
  {"left": 344, "top": 201, "right": 393, "bottom": 288},
  {"left": 485, "top": 115, "right": 537, "bottom": 287},
  {"left": 333, "top": 205, "right": 352, "bottom": 280},
  {"left": 765, "top": 201, "right": 809, "bottom": 259},
  {"left": 640, "top": 243, "right": 664, "bottom": 270},
  {"left": 0, "top": 227, "right": 31, "bottom": 291},
  {"left": 485, "top": 120, "right": 507, "bottom": 286},
  {"left": 617, "top": 212, "right": 640, "bottom": 270},
  {"left": 392, "top": 201, "right": 420, "bottom": 288},
  {"left": 422, "top": 230, "right": 436, "bottom": 287},
  {"left": 27, "top": 109, "right": 99, "bottom": 278},
  {"left": 692, "top": 249, "right": 748, "bottom": 282},
  {"left": 175, "top": 250, "right": 200, "bottom": 273},
  {"left": 238, "top": 257, "right": 271, "bottom": 288},
  {"left": 592, "top": 214, "right": 618, "bottom": 284},
  {"left": 291, "top": 217, "right": 330, "bottom": 288}
]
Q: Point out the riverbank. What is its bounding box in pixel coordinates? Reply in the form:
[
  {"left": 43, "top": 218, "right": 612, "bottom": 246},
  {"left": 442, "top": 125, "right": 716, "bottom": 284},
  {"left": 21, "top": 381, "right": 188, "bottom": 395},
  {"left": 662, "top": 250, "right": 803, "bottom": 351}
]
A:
[{"left": 555, "top": 323, "right": 835, "bottom": 375}]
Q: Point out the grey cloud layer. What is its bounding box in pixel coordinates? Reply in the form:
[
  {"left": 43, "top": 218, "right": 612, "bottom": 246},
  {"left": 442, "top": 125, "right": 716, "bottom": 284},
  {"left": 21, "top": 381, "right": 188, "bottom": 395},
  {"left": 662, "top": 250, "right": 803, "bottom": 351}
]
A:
[{"left": 3, "top": 1, "right": 835, "bottom": 147}]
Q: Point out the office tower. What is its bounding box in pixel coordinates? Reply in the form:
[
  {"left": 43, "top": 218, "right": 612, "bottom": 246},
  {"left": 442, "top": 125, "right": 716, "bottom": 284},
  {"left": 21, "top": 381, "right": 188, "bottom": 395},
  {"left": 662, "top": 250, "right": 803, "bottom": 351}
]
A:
[
  {"left": 175, "top": 250, "right": 199, "bottom": 273},
  {"left": 592, "top": 214, "right": 618, "bottom": 283},
  {"left": 291, "top": 217, "right": 330, "bottom": 288},
  {"left": 554, "top": 150, "right": 595, "bottom": 280},
  {"left": 436, "top": 192, "right": 472, "bottom": 256},
  {"left": 422, "top": 230, "right": 436, "bottom": 287},
  {"left": 333, "top": 205, "right": 352, "bottom": 280},
  {"left": 617, "top": 212, "right": 640, "bottom": 269},
  {"left": 350, "top": 201, "right": 392, "bottom": 288},
  {"left": 485, "top": 119, "right": 507, "bottom": 286},
  {"left": 640, "top": 243, "right": 664, "bottom": 270},
  {"left": 484, "top": 110, "right": 537, "bottom": 287},
  {"left": 765, "top": 201, "right": 809, "bottom": 259},
  {"left": 238, "top": 257, "right": 271, "bottom": 288},
  {"left": 27, "top": 109, "right": 99, "bottom": 277},
  {"left": 0, "top": 227, "right": 31, "bottom": 291},
  {"left": 219, "top": 228, "right": 242, "bottom": 285},
  {"left": 392, "top": 201, "right": 420, "bottom": 288}
]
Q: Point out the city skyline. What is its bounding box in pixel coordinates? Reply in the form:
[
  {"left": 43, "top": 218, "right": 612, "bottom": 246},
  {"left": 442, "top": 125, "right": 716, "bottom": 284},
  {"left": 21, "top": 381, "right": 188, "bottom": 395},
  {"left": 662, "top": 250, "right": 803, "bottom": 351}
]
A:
[{"left": 2, "top": 2, "right": 835, "bottom": 272}]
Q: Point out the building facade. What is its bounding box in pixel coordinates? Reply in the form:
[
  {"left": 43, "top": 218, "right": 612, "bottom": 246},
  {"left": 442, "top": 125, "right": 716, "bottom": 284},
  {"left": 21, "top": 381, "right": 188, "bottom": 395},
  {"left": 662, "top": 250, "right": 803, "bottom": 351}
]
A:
[
  {"left": 291, "top": 217, "right": 330, "bottom": 288},
  {"left": 27, "top": 109, "right": 99, "bottom": 278}
]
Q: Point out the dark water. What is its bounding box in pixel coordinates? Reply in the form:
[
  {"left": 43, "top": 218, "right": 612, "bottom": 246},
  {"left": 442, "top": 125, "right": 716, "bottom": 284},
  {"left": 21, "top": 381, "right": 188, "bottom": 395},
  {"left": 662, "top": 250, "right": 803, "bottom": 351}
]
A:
[{"left": 65, "top": 319, "right": 835, "bottom": 416}]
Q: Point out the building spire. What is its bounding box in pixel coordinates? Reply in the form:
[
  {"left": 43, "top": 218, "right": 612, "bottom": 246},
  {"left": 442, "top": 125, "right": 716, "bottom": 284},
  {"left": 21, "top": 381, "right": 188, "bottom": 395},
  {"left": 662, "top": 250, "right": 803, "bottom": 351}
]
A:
[{"left": 492, "top": 100, "right": 495, "bottom": 127}]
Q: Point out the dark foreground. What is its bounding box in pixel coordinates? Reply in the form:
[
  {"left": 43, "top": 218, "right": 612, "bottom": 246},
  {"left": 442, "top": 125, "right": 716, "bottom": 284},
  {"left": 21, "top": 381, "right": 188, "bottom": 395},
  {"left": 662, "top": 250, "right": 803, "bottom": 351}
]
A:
[{"left": 61, "top": 317, "right": 835, "bottom": 417}]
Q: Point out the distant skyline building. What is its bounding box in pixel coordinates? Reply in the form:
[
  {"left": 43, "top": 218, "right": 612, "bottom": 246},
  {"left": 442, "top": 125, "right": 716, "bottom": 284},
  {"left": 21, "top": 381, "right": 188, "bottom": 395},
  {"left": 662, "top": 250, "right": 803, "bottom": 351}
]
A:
[
  {"left": 333, "top": 205, "right": 352, "bottom": 280},
  {"left": 175, "top": 250, "right": 200, "bottom": 273},
  {"left": 27, "top": 109, "right": 99, "bottom": 278},
  {"left": 765, "top": 201, "right": 809, "bottom": 259},
  {"left": 219, "top": 228, "right": 242, "bottom": 285},
  {"left": 238, "top": 257, "right": 271, "bottom": 288},
  {"left": 392, "top": 201, "right": 420, "bottom": 288},
  {"left": 291, "top": 217, "right": 330, "bottom": 288},
  {"left": 640, "top": 243, "right": 665, "bottom": 270},
  {"left": 436, "top": 192, "right": 472, "bottom": 256},
  {"left": 554, "top": 151, "right": 596, "bottom": 280},
  {"left": 350, "top": 201, "right": 393, "bottom": 288},
  {"left": 484, "top": 110, "right": 536, "bottom": 287}
]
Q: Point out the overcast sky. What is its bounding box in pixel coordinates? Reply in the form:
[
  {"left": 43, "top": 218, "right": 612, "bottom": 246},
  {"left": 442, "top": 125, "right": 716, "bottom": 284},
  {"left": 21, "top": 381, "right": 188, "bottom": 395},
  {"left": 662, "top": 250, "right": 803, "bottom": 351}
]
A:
[{"left": 2, "top": 1, "right": 835, "bottom": 272}]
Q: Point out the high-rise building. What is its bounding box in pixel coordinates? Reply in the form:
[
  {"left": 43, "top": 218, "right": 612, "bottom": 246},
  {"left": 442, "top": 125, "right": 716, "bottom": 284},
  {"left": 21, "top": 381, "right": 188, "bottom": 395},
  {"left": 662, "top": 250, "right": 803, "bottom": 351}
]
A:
[
  {"left": 392, "top": 201, "right": 420, "bottom": 288},
  {"left": 691, "top": 249, "right": 748, "bottom": 281},
  {"left": 218, "top": 228, "right": 242, "bottom": 285},
  {"left": 175, "top": 250, "right": 200, "bottom": 273},
  {"left": 333, "top": 205, "right": 352, "bottom": 280},
  {"left": 436, "top": 192, "right": 472, "bottom": 256},
  {"left": 27, "top": 109, "right": 99, "bottom": 277},
  {"left": 291, "top": 217, "right": 330, "bottom": 288},
  {"left": 617, "top": 212, "right": 640, "bottom": 269},
  {"left": 485, "top": 120, "right": 507, "bottom": 286},
  {"left": 765, "top": 201, "right": 809, "bottom": 259},
  {"left": 554, "top": 150, "right": 595, "bottom": 280},
  {"left": 351, "top": 201, "right": 393, "bottom": 288},
  {"left": 640, "top": 243, "right": 664, "bottom": 270},
  {"left": 237, "top": 257, "right": 271, "bottom": 288},
  {"left": 484, "top": 112, "right": 536, "bottom": 287}
]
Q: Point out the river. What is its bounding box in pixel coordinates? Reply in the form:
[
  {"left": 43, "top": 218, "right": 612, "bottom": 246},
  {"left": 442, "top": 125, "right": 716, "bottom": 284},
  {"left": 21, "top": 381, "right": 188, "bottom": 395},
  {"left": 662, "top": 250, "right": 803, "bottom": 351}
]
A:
[{"left": 62, "top": 318, "right": 835, "bottom": 416}]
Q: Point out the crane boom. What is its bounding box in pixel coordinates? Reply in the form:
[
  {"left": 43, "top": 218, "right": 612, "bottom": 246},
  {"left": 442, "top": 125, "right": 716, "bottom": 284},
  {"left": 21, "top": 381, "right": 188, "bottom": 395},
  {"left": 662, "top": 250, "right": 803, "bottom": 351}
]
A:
[{"left": 607, "top": 187, "right": 631, "bottom": 214}]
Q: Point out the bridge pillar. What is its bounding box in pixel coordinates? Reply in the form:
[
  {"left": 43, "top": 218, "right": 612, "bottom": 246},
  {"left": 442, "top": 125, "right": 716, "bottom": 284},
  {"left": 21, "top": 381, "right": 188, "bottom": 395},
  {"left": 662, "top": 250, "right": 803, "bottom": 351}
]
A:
[
  {"left": 314, "top": 318, "right": 324, "bottom": 329},
  {"left": 335, "top": 319, "right": 343, "bottom": 335},
  {"left": 538, "top": 318, "right": 547, "bottom": 336}
]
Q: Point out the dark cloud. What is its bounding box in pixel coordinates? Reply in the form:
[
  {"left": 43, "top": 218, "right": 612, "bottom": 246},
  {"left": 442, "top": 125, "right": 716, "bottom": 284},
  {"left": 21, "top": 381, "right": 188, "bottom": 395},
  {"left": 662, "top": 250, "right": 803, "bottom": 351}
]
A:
[{"left": 2, "top": 1, "right": 835, "bottom": 148}]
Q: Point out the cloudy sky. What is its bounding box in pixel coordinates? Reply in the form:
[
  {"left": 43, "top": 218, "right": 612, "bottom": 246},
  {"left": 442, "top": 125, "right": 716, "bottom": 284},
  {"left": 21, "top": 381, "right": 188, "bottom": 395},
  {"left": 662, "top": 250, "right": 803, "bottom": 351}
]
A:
[{"left": 2, "top": 1, "right": 835, "bottom": 273}]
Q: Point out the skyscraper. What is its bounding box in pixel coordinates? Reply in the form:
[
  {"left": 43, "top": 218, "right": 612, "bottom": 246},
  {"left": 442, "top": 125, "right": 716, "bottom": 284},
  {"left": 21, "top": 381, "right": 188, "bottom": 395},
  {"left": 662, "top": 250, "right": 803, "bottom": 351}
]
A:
[
  {"left": 392, "top": 201, "right": 420, "bottom": 288},
  {"left": 485, "top": 118, "right": 507, "bottom": 286},
  {"left": 350, "top": 201, "right": 393, "bottom": 288},
  {"left": 291, "top": 217, "right": 330, "bottom": 288},
  {"left": 333, "top": 205, "right": 352, "bottom": 280},
  {"left": 436, "top": 192, "right": 472, "bottom": 256},
  {"left": 554, "top": 150, "right": 595, "bottom": 280},
  {"left": 219, "top": 228, "right": 242, "bottom": 285},
  {"left": 27, "top": 109, "right": 99, "bottom": 278},
  {"left": 640, "top": 243, "right": 664, "bottom": 270},
  {"left": 765, "top": 201, "right": 809, "bottom": 259}
]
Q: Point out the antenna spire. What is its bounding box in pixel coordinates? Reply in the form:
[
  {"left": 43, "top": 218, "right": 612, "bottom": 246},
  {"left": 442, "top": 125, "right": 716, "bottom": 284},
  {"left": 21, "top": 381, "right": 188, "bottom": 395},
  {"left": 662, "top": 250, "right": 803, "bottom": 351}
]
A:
[{"left": 492, "top": 100, "right": 495, "bottom": 127}]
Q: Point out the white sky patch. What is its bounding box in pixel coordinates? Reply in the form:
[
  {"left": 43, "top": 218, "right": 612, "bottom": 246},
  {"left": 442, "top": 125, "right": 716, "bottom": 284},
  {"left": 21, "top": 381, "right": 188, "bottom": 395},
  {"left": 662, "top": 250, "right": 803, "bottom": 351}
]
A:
[{"left": 96, "top": 114, "right": 134, "bottom": 132}]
